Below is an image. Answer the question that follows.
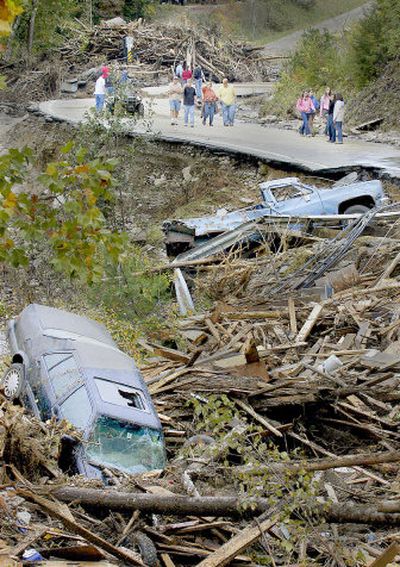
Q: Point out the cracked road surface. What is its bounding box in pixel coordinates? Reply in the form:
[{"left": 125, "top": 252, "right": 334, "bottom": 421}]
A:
[{"left": 39, "top": 97, "right": 400, "bottom": 179}]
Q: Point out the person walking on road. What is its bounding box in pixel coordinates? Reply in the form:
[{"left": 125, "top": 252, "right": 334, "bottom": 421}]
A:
[
  {"left": 320, "top": 87, "right": 331, "bottom": 135},
  {"left": 333, "top": 94, "right": 345, "bottom": 144},
  {"left": 308, "top": 89, "right": 319, "bottom": 133},
  {"left": 218, "top": 78, "right": 236, "bottom": 126},
  {"left": 168, "top": 76, "right": 183, "bottom": 125},
  {"left": 94, "top": 69, "right": 107, "bottom": 112},
  {"left": 175, "top": 61, "right": 183, "bottom": 82},
  {"left": 202, "top": 81, "right": 218, "bottom": 126},
  {"left": 183, "top": 79, "right": 196, "bottom": 127},
  {"left": 327, "top": 94, "right": 336, "bottom": 143},
  {"left": 193, "top": 64, "right": 205, "bottom": 102},
  {"left": 182, "top": 63, "right": 192, "bottom": 85},
  {"left": 296, "top": 91, "right": 314, "bottom": 136}
]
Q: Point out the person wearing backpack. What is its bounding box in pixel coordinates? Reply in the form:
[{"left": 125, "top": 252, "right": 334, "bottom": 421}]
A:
[{"left": 193, "top": 64, "right": 205, "bottom": 102}]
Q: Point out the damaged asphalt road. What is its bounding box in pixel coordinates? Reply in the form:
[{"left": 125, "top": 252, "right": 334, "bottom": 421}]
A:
[{"left": 37, "top": 97, "right": 400, "bottom": 181}]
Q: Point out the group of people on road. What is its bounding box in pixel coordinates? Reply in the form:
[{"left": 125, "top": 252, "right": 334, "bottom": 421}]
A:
[
  {"left": 296, "top": 88, "right": 345, "bottom": 144},
  {"left": 168, "top": 62, "right": 237, "bottom": 128}
]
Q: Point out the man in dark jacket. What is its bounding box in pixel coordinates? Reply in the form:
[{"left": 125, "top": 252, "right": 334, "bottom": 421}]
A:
[{"left": 183, "top": 79, "right": 196, "bottom": 127}]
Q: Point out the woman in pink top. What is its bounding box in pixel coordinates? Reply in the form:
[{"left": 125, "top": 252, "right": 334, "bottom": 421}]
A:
[
  {"left": 182, "top": 65, "right": 192, "bottom": 84},
  {"left": 296, "top": 91, "right": 315, "bottom": 136}
]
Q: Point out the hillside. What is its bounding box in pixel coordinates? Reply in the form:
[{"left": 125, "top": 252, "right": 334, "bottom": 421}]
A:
[
  {"left": 154, "top": 0, "right": 369, "bottom": 42},
  {"left": 346, "top": 59, "right": 400, "bottom": 131}
]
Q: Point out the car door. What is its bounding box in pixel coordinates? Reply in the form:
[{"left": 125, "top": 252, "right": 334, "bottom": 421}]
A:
[{"left": 274, "top": 183, "right": 316, "bottom": 216}]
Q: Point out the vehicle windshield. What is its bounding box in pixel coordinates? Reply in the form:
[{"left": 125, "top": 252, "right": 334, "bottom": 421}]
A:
[{"left": 86, "top": 416, "right": 165, "bottom": 474}]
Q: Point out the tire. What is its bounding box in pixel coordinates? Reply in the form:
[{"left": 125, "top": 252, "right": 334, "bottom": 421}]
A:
[
  {"left": 343, "top": 204, "right": 370, "bottom": 215},
  {"left": 1, "top": 363, "right": 24, "bottom": 400},
  {"left": 132, "top": 532, "right": 158, "bottom": 567}
]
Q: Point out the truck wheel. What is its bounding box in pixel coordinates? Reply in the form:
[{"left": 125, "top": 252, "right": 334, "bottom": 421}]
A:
[
  {"left": 132, "top": 532, "right": 158, "bottom": 567},
  {"left": 343, "top": 204, "right": 370, "bottom": 215},
  {"left": 1, "top": 363, "right": 24, "bottom": 400}
]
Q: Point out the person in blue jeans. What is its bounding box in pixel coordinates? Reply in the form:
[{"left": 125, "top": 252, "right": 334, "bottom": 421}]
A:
[
  {"left": 327, "top": 94, "right": 336, "bottom": 142},
  {"left": 193, "top": 65, "right": 204, "bottom": 102},
  {"left": 333, "top": 94, "right": 345, "bottom": 144},
  {"left": 202, "top": 81, "right": 218, "bottom": 126},
  {"left": 183, "top": 79, "right": 196, "bottom": 127}
]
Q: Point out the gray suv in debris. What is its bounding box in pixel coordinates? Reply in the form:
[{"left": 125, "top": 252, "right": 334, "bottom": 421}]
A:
[{"left": 1, "top": 304, "right": 165, "bottom": 479}]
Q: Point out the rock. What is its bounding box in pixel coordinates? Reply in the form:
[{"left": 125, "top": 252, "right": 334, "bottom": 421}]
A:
[
  {"left": 102, "top": 16, "right": 126, "bottom": 28},
  {"left": 80, "top": 67, "right": 100, "bottom": 81},
  {"left": 60, "top": 80, "right": 78, "bottom": 94},
  {"left": 154, "top": 174, "right": 166, "bottom": 187},
  {"left": 26, "top": 103, "right": 39, "bottom": 114},
  {"left": 182, "top": 166, "right": 192, "bottom": 182}
]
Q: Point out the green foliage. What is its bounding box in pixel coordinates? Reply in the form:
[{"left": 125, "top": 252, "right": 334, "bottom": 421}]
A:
[
  {"left": 264, "top": 29, "right": 347, "bottom": 118},
  {"left": 14, "top": 0, "right": 80, "bottom": 56},
  {"left": 88, "top": 245, "right": 171, "bottom": 319},
  {"left": 346, "top": 0, "right": 400, "bottom": 88},
  {"left": 0, "top": 145, "right": 125, "bottom": 283},
  {"left": 186, "top": 395, "right": 321, "bottom": 562},
  {"left": 123, "top": 0, "right": 156, "bottom": 20}
]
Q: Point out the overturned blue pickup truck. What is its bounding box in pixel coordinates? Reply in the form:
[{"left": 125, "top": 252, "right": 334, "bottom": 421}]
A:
[{"left": 163, "top": 177, "right": 389, "bottom": 256}]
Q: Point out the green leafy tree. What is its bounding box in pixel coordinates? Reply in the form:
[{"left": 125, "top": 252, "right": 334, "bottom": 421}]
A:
[
  {"left": 0, "top": 145, "right": 126, "bottom": 283},
  {"left": 123, "top": 0, "right": 155, "bottom": 20},
  {"left": 347, "top": 0, "right": 400, "bottom": 88}
]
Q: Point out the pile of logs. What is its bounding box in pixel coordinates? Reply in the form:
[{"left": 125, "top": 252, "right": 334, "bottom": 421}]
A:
[
  {"left": 58, "top": 20, "right": 268, "bottom": 82},
  {"left": 3, "top": 225, "right": 400, "bottom": 565}
]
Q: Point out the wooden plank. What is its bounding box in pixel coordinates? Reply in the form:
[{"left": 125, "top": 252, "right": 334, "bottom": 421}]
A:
[
  {"left": 373, "top": 251, "right": 400, "bottom": 288},
  {"left": 368, "top": 542, "right": 400, "bottom": 567},
  {"left": 288, "top": 297, "right": 297, "bottom": 335},
  {"left": 196, "top": 514, "right": 279, "bottom": 567},
  {"left": 296, "top": 304, "right": 323, "bottom": 343},
  {"left": 150, "top": 343, "right": 191, "bottom": 364},
  {"left": 161, "top": 553, "right": 177, "bottom": 567}
]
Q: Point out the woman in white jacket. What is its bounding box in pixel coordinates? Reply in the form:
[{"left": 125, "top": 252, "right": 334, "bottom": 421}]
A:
[{"left": 333, "top": 94, "right": 345, "bottom": 144}]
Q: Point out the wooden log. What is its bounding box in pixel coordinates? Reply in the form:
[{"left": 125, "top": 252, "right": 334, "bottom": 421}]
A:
[
  {"left": 237, "top": 450, "right": 400, "bottom": 475},
  {"left": 42, "top": 488, "right": 270, "bottom": 517},
  {"left": 24, "top": 486, "right": 400, "bottom": 526}
]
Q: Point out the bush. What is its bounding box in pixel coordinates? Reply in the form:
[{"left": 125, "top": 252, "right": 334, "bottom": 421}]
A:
[
  {"left": 262, "top": 29, "right": 347, "bottom": 118},
  {"left": 346, "top": 0, "right": 400, "bottom": 88}
]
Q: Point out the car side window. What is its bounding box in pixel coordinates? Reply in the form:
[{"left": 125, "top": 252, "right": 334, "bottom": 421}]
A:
[
  {"left": 271, "top": 185, "right": 308, "bottom": 202},
  {"left": 94, "top": 377, "right": 146, "bottom": 410},
  {"left": 44, "top": 353, "right": 82, "bottom": 399},
  {"left": 61, "top": 386, "right": 91, "bottom": 430}
]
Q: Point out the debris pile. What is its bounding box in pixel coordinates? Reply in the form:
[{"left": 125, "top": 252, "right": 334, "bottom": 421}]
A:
[
  {"left": 2, "top": 216, "right": 400, "bottom": 565},
  {"left": 59, "top": 20, "right": 269, "bottom": 82}
]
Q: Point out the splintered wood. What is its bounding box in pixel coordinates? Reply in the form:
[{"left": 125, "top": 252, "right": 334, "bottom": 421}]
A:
[{"left": 3, "top": 236, "right": 400, "bottom": 566}]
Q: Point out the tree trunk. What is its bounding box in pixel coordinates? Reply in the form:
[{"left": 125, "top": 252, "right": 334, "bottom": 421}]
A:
[
  {"left": 28, "top": 0, "right": 39, "bottom": 63},
  {"left": 32, "top": 486, "right": 400, "bottom": 525}
]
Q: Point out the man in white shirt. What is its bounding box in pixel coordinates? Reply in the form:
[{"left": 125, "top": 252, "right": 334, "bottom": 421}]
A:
[
  {"left": 94, "top": 73, "right": 106, "bottom": 112},
  {"left": 333, "top": 94, "right": 345, "bottom": 144}
]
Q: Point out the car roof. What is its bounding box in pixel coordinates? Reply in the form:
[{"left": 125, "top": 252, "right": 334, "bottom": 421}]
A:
[
  {"left": 260, "top": 177, "right": 301, "bottom": 189},
  {"left": 19, "top": 304, "right": 114, "bottom": 346}
]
